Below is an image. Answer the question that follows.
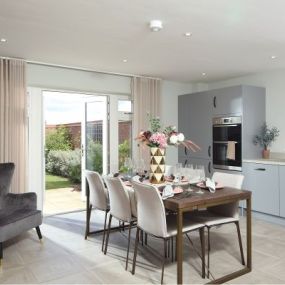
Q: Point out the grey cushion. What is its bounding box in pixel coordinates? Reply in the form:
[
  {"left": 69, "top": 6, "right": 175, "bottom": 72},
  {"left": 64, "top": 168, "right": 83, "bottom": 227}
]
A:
[
  {"left": 0, "top": 162, "right": 42, "bottom": 244},
  {"left": 0, "top": 209, "right": 42, "bottom": 242}
]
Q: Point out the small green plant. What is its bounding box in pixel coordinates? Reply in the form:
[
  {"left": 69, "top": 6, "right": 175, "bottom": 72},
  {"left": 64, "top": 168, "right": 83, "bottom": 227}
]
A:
[{"left": 253, "top": 123, "right": 280, "bottom": 150}]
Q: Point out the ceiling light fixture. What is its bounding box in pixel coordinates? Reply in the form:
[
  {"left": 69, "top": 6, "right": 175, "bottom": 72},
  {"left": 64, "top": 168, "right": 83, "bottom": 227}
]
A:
[
  {"left": 271, "top": 55, "right": 277, "bottom": 59},
  {"left": 184, "top": 32, "right": 192, "bottom": 37},
  {"left": 149, "top": 20, "right": 163, "bottom": 32},
  {"left": 122, "top": 59, "right": 128, "bottom": 63},
  {"left": 202, "top": 72, "right": 206, "bottom": 76},
  {"left": 0, "top": 38, "right": 7, "bottom": 43}
]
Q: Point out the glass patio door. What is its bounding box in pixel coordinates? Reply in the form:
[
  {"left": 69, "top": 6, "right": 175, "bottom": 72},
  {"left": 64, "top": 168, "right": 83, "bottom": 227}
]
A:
[{"left": 81, "top": 96, "right": 108, "bottom": 198}]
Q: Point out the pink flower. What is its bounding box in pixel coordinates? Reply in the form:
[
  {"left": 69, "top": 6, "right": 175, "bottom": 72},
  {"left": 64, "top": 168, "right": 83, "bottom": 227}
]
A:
[{"left": 149, "top": 132, "right": 168, "bottom": 148}]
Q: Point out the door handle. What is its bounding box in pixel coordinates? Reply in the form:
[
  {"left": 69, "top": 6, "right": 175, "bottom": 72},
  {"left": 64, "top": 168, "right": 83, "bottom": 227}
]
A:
[
  {"left": 208, "top": 145, "right": 211, "bottom": 157},
  {"left": 81, "top": 144, "right": 84, "bottom": 157},
  {"left": 213, "top": 96, "right": 216, "bottom": 108},
  {"left": 208, "top": 161, "right": 211, "bottom": 173},
  {"left": 255, "top": 168, "right": 266, "bottom": 171}
]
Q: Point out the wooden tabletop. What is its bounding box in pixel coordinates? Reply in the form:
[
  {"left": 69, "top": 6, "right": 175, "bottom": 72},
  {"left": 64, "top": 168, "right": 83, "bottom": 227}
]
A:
[{"left": 164, "top": 187, "right": 251, "bottom": 211}]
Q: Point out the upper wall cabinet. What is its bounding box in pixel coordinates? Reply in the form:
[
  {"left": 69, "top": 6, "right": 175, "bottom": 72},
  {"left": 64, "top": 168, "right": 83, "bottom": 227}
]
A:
[
  {"left": 211, "top": 86, "right": 243, "bottom": 116},
  {"left": 178, "top": 91, "right": 212, "bottom": 160}
]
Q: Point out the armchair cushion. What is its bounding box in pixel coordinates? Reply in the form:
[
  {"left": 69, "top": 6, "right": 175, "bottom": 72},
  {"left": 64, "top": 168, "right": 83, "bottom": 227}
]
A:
[{"left": 0, "top": 209, "right": 42, "bottom": 242}]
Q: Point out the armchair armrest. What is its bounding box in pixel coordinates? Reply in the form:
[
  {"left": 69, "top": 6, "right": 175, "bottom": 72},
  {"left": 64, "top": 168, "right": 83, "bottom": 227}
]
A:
[{"left": 3, "top": 192, "right": 38, "bottom": 210}]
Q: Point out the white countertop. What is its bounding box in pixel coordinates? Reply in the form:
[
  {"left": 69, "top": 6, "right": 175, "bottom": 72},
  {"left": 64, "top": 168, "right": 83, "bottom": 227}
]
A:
[{"left": 243, "top": 158, "right": 285, "bottom": 165}]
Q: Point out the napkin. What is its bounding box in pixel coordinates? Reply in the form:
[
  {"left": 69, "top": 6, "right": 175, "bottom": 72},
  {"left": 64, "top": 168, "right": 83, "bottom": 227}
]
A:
[
  {"left": 206, "top": 178, "right": 216, "bottom": 193},
  {"left": 162, "top": 184, "right": 174, "bottom": 199}
]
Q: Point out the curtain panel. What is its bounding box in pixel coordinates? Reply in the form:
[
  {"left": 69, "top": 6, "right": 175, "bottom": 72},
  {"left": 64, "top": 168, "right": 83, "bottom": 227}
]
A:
[
  {"left": 132, "top": 77, "right": 161, "bottom": 162},
  {"left": 0, "top": 58, "right": 27, "bottom": 193}
]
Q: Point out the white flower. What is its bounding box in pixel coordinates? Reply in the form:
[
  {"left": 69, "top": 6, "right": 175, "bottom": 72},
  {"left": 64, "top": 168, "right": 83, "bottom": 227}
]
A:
[
  {"left": 177, "top": 133, "right": 185, "bottom": 142},
  {"left": 169, "top": 135, "right": 178, "bottom": 144}
]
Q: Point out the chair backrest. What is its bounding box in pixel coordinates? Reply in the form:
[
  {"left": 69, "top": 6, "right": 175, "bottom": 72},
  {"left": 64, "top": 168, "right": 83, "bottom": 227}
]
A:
[
  {"left": 0, "top": 163, "right": 15, "bottom": 208},
  {"left": 85, "top": 170, "right": 108, "bottom": 211},
  {"left": 212, "top": 172, "right": 244, "bottom": 189},
  {"left": 103, "top": 176, "right": 132, "bottom": 222},
  {"left": 131, "top": 180, "right": 168, "bottom": 238},
  {"left": 210, "top": 171, "right": 244, "bottom": 218}
]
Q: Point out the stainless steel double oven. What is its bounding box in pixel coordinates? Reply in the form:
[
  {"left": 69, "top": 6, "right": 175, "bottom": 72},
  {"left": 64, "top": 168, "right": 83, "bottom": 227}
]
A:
[{"left": 212, "top": 116, "right": 242, "bottom": 171}]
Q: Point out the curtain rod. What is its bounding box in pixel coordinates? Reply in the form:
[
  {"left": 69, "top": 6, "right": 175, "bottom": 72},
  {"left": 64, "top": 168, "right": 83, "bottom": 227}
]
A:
[{"left": 26, "top": 60, "right": 161, "bottom": 81}]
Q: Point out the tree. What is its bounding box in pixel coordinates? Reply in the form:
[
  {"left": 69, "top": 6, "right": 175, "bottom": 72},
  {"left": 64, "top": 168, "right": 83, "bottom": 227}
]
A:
[{"left": 45, "top": 126, "right": 72, "bottom": 152}]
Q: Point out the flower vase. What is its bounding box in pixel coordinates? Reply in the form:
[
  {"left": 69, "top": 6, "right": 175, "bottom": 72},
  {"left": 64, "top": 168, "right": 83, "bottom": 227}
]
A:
[
  {"left": 149, "top": 147, "right": 166, "bottom": 184},
  {"left": 262, "top": 149, "right": 270, "bottom": 159}
]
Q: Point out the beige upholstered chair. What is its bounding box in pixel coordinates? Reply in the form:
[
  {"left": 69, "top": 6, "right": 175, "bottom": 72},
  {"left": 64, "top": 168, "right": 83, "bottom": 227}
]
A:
[
  {"left": 85, "top": 171, "right": 109, "bottom": 251},
  {"left": 131, "top": 180, "right": 205, "bottom": 283},
  {"left": 103, "top": 176, "right": 136, "bottom": 270},
  {"left": 192, "top": 172, "right": 245, "bottom": 277}
]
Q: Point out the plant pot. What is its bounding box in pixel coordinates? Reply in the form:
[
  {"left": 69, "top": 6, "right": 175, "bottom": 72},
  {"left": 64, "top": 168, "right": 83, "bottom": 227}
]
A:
[
  {"left": 149, "top": 147, "right": 165, "bottom": 184},
  {"left": 262, "top": 149, "right": 270, "bottom": 159}
]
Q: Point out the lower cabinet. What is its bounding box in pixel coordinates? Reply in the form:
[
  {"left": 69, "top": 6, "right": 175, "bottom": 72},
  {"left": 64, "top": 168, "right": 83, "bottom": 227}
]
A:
[
  {"left": 243, "top": 162, "right": 279, "bottom": 216},
  {"left": 280, "top": 166, "right": 285, "bottom": 218}
]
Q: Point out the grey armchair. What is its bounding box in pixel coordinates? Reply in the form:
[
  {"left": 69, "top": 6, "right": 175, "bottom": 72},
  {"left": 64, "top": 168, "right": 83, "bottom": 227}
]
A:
[{"left": 0, "top": 163, "right": 43, "bottom": 264}]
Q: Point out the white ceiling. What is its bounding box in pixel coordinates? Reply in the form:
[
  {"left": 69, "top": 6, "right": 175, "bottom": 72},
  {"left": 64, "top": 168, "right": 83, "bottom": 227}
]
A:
[{"left": 1, "top": 0, "right": 285, "bottom": 82}]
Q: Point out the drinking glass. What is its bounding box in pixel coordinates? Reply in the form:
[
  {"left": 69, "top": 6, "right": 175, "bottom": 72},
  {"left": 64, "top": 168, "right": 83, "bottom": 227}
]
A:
[
  {"left": 196, "top": 165, "right": 205, "bottom": 194},
  {"left": 174, "top": 163, "right": 182, "bottom": 184},
  {"left": 124, "top": 157, "right": 133, "bottom": 178}
]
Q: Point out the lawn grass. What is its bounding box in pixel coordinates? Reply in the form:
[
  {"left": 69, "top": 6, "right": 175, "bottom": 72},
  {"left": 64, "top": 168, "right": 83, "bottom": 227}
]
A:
[{"left": 45, "top": 174, "right": 74, "bottom": 190}]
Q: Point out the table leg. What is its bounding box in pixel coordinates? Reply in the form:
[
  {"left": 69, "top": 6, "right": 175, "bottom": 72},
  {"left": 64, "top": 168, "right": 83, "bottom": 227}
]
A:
[
  {"left": 246, "top": 196, "right": 252, "bottom": 270},
  {"left": 177, "top": 209, "right": 183, "bottom": 284}
]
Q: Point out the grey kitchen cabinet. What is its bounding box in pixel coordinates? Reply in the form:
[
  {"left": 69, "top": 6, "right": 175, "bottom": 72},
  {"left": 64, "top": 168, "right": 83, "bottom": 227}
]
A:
[
  {"left": 279, "top": 166, "right": 285, "bottom": 218},
  {"left": 211, "top": 86, "right": 243, "bottom": 116},
  {"left": 178, "top": 91, "right": 212, "bottom": 160},
  {"left": 243, "top": 162, "right": 279, "bottom": 216},
  {"left": 178, "top": 156, "right": 212, "bottom": 177}
]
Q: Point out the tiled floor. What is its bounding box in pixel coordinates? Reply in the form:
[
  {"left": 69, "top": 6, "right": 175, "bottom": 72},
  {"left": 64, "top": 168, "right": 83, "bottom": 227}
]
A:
[
  {"left": 1, "top": 211, "right": 285, "bottom": 284},
  {"left": 44, "top": 188, "right": 85, "bottom": 215}
]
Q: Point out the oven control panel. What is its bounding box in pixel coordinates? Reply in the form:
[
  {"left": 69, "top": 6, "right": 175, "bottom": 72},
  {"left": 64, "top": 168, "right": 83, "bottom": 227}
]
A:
[{"left": 213, "top": 116, "right": 242, "bottom": 125}]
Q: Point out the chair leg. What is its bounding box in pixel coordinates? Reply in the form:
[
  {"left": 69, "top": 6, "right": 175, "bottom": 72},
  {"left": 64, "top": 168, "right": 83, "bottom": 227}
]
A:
[
  {"left": 132, "top": 227, "right": 140, "bottom": 275},
  {"left": 145, "top": 232, "right": 148, "bottom": 245},
  {"left": 104, "top": 214, "right": 112, "bottom": 255},
  {"left": 0, "top": 242, "right": 3, "bottom": 265},
  {"left": 85, "top": 204, "right": 92, "bottom": 239},
  {"left": 161, "top": 239, "right": 167, "bottom": 284},
  {"left": 125, "top": 222, "right": 133, "bottom": 271},
  {"left": 35, "top": 226, "right": 42, "bottom": 240},
  {"left": 199, "top": 228, "right": 205, "bottom": 279},
  {"left": 171, "top": 237, "right": 174, "bottom": 262},
  {"left": 207, "top": 227, "right": 210, "bottom": 278},
  {"left": 101, "top": 210, "right": 109, "bottom": 252},
  {"left": 235, "top": 221, "right": 245, "bottom": 265}
]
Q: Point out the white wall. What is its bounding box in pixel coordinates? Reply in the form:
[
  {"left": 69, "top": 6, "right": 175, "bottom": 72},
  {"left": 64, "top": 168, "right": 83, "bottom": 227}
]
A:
[
  {"left": 27, "top": 63, "right": 131, "bottom": 95},
  {"left": 208, "top": 70, "right": 285, "bottom": 152}
]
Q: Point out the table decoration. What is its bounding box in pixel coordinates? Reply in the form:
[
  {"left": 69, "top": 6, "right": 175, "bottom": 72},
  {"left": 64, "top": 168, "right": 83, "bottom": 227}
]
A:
[{"left": 136, "top": 116, "right": 200, "bottom": 184}]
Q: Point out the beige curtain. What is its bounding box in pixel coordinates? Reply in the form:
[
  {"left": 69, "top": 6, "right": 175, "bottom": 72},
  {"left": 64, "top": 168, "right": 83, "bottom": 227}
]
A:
[
  {"left": 0, "top": 58, "right": 27, "bottom": 193},
  {"left": 132, "top": 77, "right": 161, "bottom": 162}
]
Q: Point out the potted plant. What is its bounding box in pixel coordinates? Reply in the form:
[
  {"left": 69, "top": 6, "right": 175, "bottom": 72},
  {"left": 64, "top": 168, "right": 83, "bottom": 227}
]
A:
[{"left": 253, "top": 123, "right": 280, "bottom": 159}]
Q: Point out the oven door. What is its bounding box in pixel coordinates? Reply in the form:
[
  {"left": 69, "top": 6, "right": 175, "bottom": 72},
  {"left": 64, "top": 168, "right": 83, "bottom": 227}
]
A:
[{"left": 213, "top": 141, "right": 242, "bottom": 171}]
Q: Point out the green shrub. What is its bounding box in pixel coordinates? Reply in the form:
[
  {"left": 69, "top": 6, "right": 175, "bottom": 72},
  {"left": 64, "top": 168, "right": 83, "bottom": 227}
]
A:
[
  {"left": 86, "top": 139, "right": 103, "bottom": 174},
  {"left": 45, "top": 126, "right": 72, "bottom": 153},
  {"left": 119, "top": 140, "right": 131, "bottom": 171}
]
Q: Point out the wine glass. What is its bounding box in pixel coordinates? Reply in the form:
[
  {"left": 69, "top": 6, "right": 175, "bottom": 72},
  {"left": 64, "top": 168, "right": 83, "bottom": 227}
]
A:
[
  {"left": 174, "top": 163, "right": 182, "bottom": 184},
  {"left": 196, "top": 165, "right": 205, "bottom": 194},
  {"left": 124, "top": 157, "right": 133, "bottom": 178}
]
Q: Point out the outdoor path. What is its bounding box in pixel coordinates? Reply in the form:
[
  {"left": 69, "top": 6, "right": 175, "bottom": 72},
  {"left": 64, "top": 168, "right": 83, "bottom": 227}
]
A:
[{"left": 44, "top": 187, "right": 85, "bottom": 215}]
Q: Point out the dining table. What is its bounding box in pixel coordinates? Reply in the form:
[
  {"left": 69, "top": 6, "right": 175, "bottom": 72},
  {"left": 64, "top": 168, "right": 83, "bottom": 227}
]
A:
[{"left": 163, "top": 185, "right": 252, "bottom": 284}]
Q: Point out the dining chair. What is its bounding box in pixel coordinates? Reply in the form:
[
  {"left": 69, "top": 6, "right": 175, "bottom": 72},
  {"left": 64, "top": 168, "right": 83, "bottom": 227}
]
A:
[
  {"left": 191, "top": 171, "right": 245, "bottom": 278},
  {"left": 131, "top": 180, "right": 205, "bottom": 284},
  {"left": 103, "top": 176, "right": 136, "bottom": 270},
  {"left": 85, "top": 170, "right": 109, "bottom": 252}
]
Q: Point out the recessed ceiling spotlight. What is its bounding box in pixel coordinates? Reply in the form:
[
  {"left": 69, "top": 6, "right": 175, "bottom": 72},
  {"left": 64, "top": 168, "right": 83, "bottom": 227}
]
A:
[
  {"left": 149, "top": 20, "right": 163, "bottom": 32},
  {"left": 0, "top": 38, "right": 7, "bottom": 43},
  {"left": 122, "top": 59, "right": 128, "bottom": 63},
  {"left": 184, "top": 32, "right": 192, "bottom": 37},
  {"left": 271, "top": 55, "right": 277, "bottom": 59},
  {"left": 202, "top": 72, "right": 206, "bottom": 76}
]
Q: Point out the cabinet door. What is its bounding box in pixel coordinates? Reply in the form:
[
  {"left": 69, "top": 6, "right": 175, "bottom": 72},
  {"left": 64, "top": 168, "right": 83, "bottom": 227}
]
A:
[
  {"left": 279, "top": 166, "right": 285, "bottom": 218},
  {"left": 212, "top": 86, "right": 242, "bottom": 116},
  {"left": 244, "top": 163, "right": 279, "bottom": 216},
  {"left": 179, "top": 156, "right": 212, "bottom": 177},
  {"left": 178, "top": 92, "right": 212, "bottom": 160}
]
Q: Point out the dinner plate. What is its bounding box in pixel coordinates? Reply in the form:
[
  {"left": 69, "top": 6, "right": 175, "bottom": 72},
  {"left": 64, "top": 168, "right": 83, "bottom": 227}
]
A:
[{"left": 196, "top": 181, "right": 223, "bottom": 190}]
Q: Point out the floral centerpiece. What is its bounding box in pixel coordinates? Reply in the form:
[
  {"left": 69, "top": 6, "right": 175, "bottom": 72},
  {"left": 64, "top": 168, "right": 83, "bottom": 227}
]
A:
[{"left": 136, "top": 116, "right": 200, "bottom": 183}]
